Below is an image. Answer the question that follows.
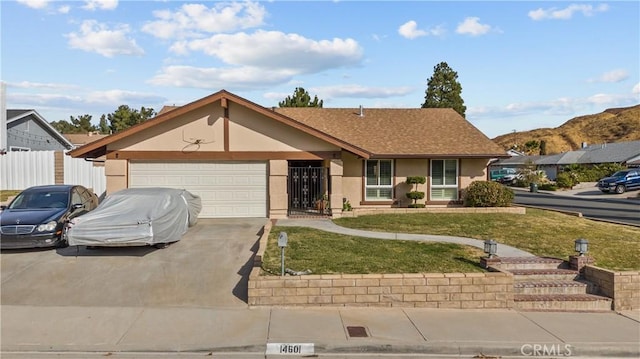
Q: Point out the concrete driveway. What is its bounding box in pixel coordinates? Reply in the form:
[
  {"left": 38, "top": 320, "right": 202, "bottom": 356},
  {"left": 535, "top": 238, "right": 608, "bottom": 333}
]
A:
[{"left": 0, "top": 218, "right": 267, "bottom": 308}]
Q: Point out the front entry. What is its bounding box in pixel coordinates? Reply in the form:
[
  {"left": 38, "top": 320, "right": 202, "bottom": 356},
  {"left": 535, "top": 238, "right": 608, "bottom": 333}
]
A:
[{"left": 288, "top": 161, "right": 329, "bottom": 216}]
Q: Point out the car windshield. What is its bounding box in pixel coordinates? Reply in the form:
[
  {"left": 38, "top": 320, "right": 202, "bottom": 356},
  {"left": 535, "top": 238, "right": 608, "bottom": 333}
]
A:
[
  {"left": 8, "top": 191, "right": 69, "bottom": 209},
  {"left": 611, "top": 171, "right": 629, "bottom": 177}
]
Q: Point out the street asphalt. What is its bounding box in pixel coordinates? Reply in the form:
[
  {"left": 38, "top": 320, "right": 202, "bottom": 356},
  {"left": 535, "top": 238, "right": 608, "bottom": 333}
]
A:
[{"left": 2, "top": 186, "right": 639, "bottom": 358}]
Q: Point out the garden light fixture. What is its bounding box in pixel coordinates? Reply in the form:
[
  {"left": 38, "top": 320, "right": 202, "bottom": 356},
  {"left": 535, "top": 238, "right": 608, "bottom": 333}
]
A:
[
  {"left": 574, "top": 238, "right": 588, "bottom": 256},
  {"left": 484, "top": 239, "right": 497, "bottom": 258}
]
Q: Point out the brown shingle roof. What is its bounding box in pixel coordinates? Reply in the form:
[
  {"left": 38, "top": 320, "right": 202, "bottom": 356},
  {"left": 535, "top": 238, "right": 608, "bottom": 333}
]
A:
[{"left": 276, "top": 107, "right": 506, "bottom": 157}]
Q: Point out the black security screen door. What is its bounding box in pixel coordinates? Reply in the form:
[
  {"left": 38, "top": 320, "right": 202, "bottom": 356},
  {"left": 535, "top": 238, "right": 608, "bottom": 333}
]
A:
[{"left": 288, "top": 162, "right": 329, "bottom": 216}]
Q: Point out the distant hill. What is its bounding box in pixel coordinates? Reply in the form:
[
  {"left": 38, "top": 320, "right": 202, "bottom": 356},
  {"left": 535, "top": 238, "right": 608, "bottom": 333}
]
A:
[{"left": 492, "top": 105, "right": 640, "bottom": 154}]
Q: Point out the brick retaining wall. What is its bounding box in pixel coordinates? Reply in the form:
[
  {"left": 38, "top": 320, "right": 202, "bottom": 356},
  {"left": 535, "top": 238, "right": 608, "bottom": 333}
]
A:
[
  {"left": 248, "top": 268, "right": 514, "bottom": 308},
  {"left": 583, "top": 266, "right": 640, "bottom": 310}
]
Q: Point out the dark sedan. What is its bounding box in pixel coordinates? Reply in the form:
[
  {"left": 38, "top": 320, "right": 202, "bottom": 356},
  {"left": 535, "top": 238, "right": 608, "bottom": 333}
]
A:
[{"left": 0, "top": 185, "right": 98, "bottom": 249}]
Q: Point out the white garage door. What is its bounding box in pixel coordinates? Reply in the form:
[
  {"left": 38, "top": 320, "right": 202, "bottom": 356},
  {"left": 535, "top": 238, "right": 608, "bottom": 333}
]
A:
[{"left": 129, "top": 161, "right": 267, "bottom": 218}]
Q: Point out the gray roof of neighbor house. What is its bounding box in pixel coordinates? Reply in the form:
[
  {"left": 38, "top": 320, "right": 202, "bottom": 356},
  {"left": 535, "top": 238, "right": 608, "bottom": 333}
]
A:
[
  {"left": 69, "top": 90, "right": 508, "bottom": 159},
  {"left": 492, "top": 140, "right": 640, "bottom": 167},
  {"left": 6, "top": 109, "right": 74, "bottom": 149}
]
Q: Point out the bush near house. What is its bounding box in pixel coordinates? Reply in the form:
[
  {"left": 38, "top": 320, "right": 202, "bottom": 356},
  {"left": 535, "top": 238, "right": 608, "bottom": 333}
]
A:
[
  {"left": 463, "top": 180, "right": 514, "bottom": 207},
  {"left": 562, "top": 163, "right": 626, "bottom": 183},
  {"left": 406, "top": 176, "right": 426, "bottom": 208},
  {"left": 555, "top": 172, "right": 578, "bottom": 189}
]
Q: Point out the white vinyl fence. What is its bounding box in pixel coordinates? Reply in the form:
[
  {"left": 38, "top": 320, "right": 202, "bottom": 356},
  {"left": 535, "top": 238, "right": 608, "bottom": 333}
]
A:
[{"left": 0, "top": 151, "right": 106, "bottom": 196}]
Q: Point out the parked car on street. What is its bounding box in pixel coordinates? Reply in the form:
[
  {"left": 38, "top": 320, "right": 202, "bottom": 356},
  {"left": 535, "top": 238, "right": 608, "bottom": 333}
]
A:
[
  {"left": 597, "top": 169, "right": 640, "bottom": 194},
  {"left": 490, "top": 168, "right": 519, "bottom": 183},
  {"left": 0, "top": 185, "right": 99, "bottom": 249},
  {"left": 66, "top": 187, "right": 201, "bottom": 248}
]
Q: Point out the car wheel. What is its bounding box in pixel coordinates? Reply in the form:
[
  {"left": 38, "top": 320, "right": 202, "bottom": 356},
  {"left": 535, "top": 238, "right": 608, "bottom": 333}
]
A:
[{"left": 615, "top": 184, "right": 626, "bottom": 194}]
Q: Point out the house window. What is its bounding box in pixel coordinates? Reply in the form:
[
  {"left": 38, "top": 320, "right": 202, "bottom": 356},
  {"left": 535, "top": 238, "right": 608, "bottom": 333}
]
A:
[
  {"left": 9, "top": 146, "right": 30, "bottom": 152},
  {"left": 365, "top": 159, "right": 393, "bottom": 200},
  {"left": 431, "top": 159, "right": 458, "bottom": 200}
]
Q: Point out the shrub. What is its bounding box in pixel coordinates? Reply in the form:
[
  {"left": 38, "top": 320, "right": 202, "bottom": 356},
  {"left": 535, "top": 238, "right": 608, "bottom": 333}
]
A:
[
  {"left": 463, "top": 181, "right": 514, "bottom": 207},
  {"left": 406, "top": 176, "right": 426, "bottom": 208},
  {"left": 538, "top": 183, "right": 557, "bottom": 191},
  {"left": 555, "top": 172, "right": 577, "bottom": 189}
]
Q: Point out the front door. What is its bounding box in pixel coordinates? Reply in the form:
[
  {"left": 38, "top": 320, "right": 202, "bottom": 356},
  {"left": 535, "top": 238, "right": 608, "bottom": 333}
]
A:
[{"left": 288, "top": 161, "right": 328, "bottom": 216}]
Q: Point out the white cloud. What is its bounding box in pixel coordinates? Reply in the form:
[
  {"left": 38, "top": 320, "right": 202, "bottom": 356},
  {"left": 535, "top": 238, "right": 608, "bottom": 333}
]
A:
[
  {"left": 66, "top": 20, "right": 144, "bottom": 58},
  {"left": 7, "top": 81, "right": 79, "bottom": 90},
  {"left": 398, "top": 21, "right": 445, "bottom": 39},
  {"left": 148, "top": 65, "right": 295, "bottom": 90},
  {"left": 16, "top": 0, "right": 49, "bottom": 9},
  {"left": 633, "top": 82, "right": 640, "bottom": 95},
  {"left": 8, "top": 89, "right": 167, "bottom": 119},
  {"left": 58, "top": 5, "right": 70, "bottom": 14},
  {"left": 398, "top": 21, "right": 427, "bottom": 39},
  {"left": 82, "top": 0, "right": 118, "bottom": 11},
  {"left": 314, "top": 84, "right": 414, "bottom": 99},
  {"left": 172, "top": 30, "right": 363, "bottom": 73},
  {"left": 142, "top": 2, "right": 266, "bottom": 40},
  {"left": 589, "top": 69, "right": 630, "bottom": 83},
  {"left": 456, "top": 17, "right": 492, "bottom": 36},
  {"left": 528, "top": 4, "right": 609, "bottom": 21}
]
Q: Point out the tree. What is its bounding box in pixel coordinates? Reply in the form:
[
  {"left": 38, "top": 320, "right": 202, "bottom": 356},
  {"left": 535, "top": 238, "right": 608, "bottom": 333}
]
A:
[
  {"left": 50, "top": 114, "right": 96, "bottom": 134},
  {"left": 278, "top": 87, "right": 323, "bottom": 108},
  {"left": 98, "top": 114, "right": 110, "bottom": 134},
  {"left": 421, "top": 61, "right": 467, "bottom": 117},
  {"left": 107, "top": 105, "right": 156, "bottom": 133},
  {"left": 539, "top": 140, "right": 547, "bottom": 155}
]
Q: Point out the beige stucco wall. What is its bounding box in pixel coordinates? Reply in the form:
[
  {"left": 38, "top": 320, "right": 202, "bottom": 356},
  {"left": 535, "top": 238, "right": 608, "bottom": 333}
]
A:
[
  {"left": 110, "top": 104, "right": 225, "bottom": 152},
  {"left": 104, "top": 159, "right": 128, "bottom": 194},
  {"left": 342, "top": 152, "right": 363, "bottom": 207},
  {"left": 459, "top": 158, "right": 490, "bottom": 188},
  {"left": 269, "top": 159, "right": 288, "bottom": 218},
  {"left": 108, "top": 102, "right": 339, "bottom": 153},
  {"left": 229, "top": 104, "right": 339, "bottom": 152}
]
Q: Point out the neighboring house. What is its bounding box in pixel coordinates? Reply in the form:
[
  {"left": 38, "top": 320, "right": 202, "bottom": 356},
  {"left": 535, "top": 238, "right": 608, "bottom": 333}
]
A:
[
  {"left": 5, "top": 110, "right": 73, "bottom": 151},
  {"left": 68, "top": 90, "right": 507, "bottom": 219},
  {"left": 63, "top": 132, "right": 109, "bottom": 148},
  {"left": 491, "top": 140, "right": 640, "bottom": 180}
]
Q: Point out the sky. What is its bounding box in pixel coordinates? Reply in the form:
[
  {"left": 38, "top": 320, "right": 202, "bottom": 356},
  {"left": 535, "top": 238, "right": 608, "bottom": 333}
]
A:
[{"left": 1, "top": 0, "right": 639, "bottom": 138}]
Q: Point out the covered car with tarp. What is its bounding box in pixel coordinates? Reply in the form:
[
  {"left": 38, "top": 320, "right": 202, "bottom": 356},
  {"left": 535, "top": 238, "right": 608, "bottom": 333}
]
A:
[{"left": 67, "top": 187, "right": 201, "bottom": 247}]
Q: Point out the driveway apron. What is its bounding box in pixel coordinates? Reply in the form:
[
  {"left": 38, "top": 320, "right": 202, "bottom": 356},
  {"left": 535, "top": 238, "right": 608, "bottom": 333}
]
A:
[{"left": 0, "top": 218, "right": 267, "bottom": 308}]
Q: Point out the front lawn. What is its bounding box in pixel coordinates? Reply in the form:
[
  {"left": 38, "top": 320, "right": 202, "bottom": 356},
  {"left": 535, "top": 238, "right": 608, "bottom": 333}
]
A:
[
  {"left": 334, "top": 209, "right": 640, "bottom": 271},
  {"left": 262, "top": 226, "right": 485, "bottom": 275}
]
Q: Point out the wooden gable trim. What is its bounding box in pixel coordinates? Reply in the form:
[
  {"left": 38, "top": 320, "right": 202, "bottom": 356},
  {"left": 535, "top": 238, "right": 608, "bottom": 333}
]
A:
[
  {"left": 68, "top": 89, "right": 371, "bottom": 160},
  {"left": 106, "top": 150, "right": 342, "bottom": 161}
]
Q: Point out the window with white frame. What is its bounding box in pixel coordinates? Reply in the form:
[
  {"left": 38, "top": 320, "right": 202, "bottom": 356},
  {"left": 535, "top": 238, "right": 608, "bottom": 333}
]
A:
[
  {"left": 430, "top": 159, "right": 458, "bottom": 200},
  {"left": 365, "top": 159, "right": 393, "bottom": 200}
]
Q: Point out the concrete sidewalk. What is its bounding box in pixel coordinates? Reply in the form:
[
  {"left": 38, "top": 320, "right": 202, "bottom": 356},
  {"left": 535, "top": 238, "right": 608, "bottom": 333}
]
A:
[
  {"left": 276, "top": 218, "right": 533, "bottom": 257},
  {"left": 2, "top": 305, "right": 639, "bottom": 358}
]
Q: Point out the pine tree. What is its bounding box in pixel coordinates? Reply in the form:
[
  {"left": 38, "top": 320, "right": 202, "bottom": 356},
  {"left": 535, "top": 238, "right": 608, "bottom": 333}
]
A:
[
  {"left": 422, "top": 62, "right": 467, "bottom": 117},
  {"left": 278, "top": 87, "right": 323, "bottom": 108}
]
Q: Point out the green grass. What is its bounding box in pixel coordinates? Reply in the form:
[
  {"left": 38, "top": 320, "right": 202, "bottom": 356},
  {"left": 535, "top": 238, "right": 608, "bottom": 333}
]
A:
[
  {"left": 262, "top": 226, "right": 486, "bottom": 275},
  {"left": 0, "top": 190, "right": 21, "bottom": 202},
  {"left": 334, "top": 209, "right": 640, "bottom": 271}
]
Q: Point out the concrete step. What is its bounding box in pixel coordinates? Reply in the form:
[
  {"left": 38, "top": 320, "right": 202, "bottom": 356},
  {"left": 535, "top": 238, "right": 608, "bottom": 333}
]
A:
[
  {"left": 514, "top": 294, "right": 613, "bottom": 311},
  {"left": 510, "top": 269, "right": 580, "bottom": 282},
  {"left": 514, "top": 280, "right": 594, "bottom": 295},
  {"left": 494, "top": 257, "right": 568, "bottom": 271}
]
